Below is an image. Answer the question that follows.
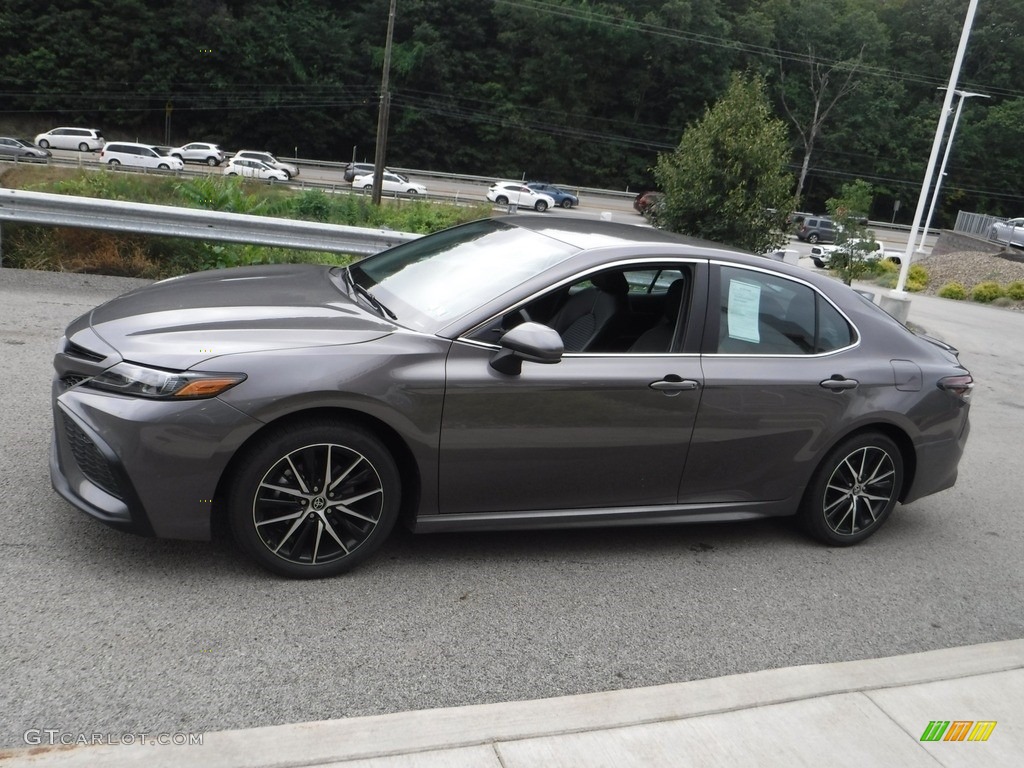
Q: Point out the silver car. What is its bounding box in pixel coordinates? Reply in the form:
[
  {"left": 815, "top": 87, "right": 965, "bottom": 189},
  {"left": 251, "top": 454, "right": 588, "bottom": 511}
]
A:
[
  {"left": 990, "top": 217, "right": 1024, "bottom": 248},
  {"left": 51, "top": 217, "right": 973, "bottom": 578}
]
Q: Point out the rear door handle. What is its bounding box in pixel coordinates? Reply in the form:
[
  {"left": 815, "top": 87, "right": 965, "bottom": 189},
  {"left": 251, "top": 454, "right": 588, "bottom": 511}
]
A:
[{"left": 820, "top": 376, "right": 858, "bottom": 391}]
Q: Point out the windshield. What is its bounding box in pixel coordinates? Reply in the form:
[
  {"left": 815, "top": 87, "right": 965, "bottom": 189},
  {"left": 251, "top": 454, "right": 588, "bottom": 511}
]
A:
[{"left": 349, "top": 219, "right": 579, "bottom": 333}]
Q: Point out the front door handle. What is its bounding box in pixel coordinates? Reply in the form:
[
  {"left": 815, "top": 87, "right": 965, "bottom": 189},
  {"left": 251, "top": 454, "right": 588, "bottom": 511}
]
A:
[
  {"left": 649, "top": 377, "right": 700, "bottom": 395},
  {"left": 820, "top": 376, "right": 858, "bottom": 391}
]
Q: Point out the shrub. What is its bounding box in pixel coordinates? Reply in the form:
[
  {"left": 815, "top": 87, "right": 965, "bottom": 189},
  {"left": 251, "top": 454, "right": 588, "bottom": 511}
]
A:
[
  {"left": 904, "top": 263, "right": 928, "bottom": 293},
  {"left": 1006, "top": 281, "right": 1024, "bottom": 301},
  {"left": 937, "top": 282, "right": 967, "bottom": 300},
  {"left": 971, "top": 282, "right": 1003, "bottom": 303}
]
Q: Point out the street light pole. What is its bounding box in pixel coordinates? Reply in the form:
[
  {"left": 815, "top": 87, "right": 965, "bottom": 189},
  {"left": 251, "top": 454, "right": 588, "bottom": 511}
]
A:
[
  {"left": 915, "top": 89, "right": 989, "bottom": 253},
  {"left": 893, "top": 0, "right": 980, "bottom": 297},
  {"left": 371, "top": 0, "right": 397, "bottom": 206}
]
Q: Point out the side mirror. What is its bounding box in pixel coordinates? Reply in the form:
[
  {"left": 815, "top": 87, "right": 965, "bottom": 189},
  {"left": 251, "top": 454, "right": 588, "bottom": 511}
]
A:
[{"left": 490, "top": 322, "right": 564, "bottom": 375}]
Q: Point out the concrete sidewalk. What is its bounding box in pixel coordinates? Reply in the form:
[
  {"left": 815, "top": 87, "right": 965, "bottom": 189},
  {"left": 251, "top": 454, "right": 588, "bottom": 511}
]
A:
[{"left": 4, "top": 639, "right": 1021, "bottom": 767}]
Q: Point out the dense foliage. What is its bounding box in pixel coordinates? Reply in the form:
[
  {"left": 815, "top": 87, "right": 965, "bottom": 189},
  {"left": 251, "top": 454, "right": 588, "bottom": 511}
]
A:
[
  {"left": 1, "top": 0, "right": 1022, "bottom": 222},
  {"left": 655, "top": 73, "right": 793, "bottom": 253}
]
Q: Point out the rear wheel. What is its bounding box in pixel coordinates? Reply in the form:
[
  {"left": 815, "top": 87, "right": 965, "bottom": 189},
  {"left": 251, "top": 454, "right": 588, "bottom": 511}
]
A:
[
  {"left": 798, "top": 432, "right": 903, "bottom": 546},
  {"left": 78, "top": 142, "right": 90, "bottom": 152},
  {"left": 807, "top": 233, "right": 820, "bottom": 244},
  {"left": 534, "top": 200, "right": 548, "bottom": 212},
  {"left": 107, "top": 159, "right": 120, "bottom": 166},
  {"left": 206, "top": 156, "right": 218, "bottom": 166},
  {"left": 228, "top": 420, "right": 401, "bottom": 578},
  {"left": 495, "top": 195, "right": 509, "bottom": 205}
]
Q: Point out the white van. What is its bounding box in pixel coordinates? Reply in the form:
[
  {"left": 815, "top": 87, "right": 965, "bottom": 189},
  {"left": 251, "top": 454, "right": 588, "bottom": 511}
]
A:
[
  {"left": 34, "top": 127, "right": 105, "bottom": 152},
  {"left": 99, "top": 142, "right": 184, "bottom": 171}
]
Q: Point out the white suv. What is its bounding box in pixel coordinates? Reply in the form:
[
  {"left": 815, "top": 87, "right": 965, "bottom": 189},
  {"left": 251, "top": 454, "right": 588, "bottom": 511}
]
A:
[
  {"left": 34, "top": 127, "right": 105, "bottom": 152},
  {"left": 232, "top": 150, "right": 298, "bottom": 178},
  {"left": 486, "top": 182, "right": 556, "bottom": 212},
  {"left": 100, "top": 142, "right": 184, "bottom": 171},
  {"left": 169, "top": 142, "right": 224, "bottom": 166}
]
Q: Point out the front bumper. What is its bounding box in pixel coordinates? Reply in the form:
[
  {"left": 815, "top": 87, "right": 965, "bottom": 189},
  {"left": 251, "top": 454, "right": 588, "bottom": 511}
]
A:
[{"left": 51, "top": 382, "right": 263, "bottom": 541}]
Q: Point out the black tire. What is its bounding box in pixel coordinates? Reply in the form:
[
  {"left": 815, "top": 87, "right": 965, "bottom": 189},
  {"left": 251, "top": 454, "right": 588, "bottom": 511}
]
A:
[
  {"left": 38, "top": 139, "right": 50, "bottom": 149},
  {"left": 206, "top": 157, "right": 218, "bottom": 166},
  {"left": 78, "top": 142, "right": 90, "bottom": 152},
  {"left": 495, "top": 195, "right": 509, "bottom": 205},
  {"left": 228, "top": 419, "right": 401, "bottom": 578},
  {"left": 811, "top": 257, "right": 825, "bottom": 269},
  {"left": 108, "top": 159, "right": 120, "bottom": 166},
  {"left": 226, "top": 171, "right": 238, "bottom": 176},
  {"left": 560, "top": 198, "right": 573, "bottom": 209},
  {"left": 406, "top": 188, "right": 418, "bottom": 194},
  {"left": 798, "top": 432, "right": 903, "bottom": 546},
  {"left": 807, "top": 233, "right": 820, "bottom": 244},
  {"left": 158, "top": 163, "right": 169, "bottom": 170},
  {"left": 534, "top": 200, "right": 548, "bottom": 212}
]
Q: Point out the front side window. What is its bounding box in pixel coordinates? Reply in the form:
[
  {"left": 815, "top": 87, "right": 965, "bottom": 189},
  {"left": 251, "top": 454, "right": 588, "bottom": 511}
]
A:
[{"left": 714, "top": 266, "right": 853, "bottom": 355}]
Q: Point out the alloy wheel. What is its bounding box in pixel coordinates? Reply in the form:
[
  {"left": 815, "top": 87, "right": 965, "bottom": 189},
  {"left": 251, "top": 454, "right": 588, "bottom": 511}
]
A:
[{"left": 821, "top": 445, "right": 897, "bottom": 537}]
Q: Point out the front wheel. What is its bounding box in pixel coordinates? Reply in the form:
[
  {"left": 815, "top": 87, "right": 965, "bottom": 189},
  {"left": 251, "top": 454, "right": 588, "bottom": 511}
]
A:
[
  {"left": 38, "top": 139, "right": 50, "bottom": 149},
  {"left": 811, "top": 257, "right": 825, "bottom": 269},
  {"left": 560, "top": 199, "right": 573, "bottom": 209},
  {"left": 534, "top": 200, "right": 548, "bottom": 212},
  {"left": 228, "top": 420, "right": 401, "bottom": 578},
  {"left": 798, "top": 432, "right": 903, "bottom": 546},
  {"left": 406, "top": 188, "right": 418, "bottom": 194},
  {"left": 158, "top": 163, "right": 169, "bottom": 170}
]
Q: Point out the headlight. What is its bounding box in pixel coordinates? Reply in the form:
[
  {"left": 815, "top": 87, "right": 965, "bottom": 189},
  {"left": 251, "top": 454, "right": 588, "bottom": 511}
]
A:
[{"left": 86, "top": 362, "right": 246, "bottom": 399}]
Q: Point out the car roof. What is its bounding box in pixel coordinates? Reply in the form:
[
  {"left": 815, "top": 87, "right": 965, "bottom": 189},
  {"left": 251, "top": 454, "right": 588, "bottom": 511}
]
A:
[{"left": 502, "top": 215, "right": 748, "bottom": 254}]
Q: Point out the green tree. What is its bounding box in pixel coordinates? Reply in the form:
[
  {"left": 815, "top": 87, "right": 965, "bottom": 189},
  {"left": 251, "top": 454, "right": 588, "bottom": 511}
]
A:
[
  {"left": 654, "top": 72, "right": 794, "bottom": 254},
  {"left": 825, "top": 179, "right": 876, "bottom": 286}
]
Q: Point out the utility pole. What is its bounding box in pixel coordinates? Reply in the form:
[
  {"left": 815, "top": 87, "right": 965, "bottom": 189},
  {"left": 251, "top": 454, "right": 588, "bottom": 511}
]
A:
[{"left": 371, "top": 0, "right": 397, "bottom": 206}]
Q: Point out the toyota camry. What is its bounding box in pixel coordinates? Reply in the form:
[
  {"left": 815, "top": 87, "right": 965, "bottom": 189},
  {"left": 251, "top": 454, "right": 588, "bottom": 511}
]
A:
[{"left": 51, "top": 217, "right": 973, "bottom": 578}]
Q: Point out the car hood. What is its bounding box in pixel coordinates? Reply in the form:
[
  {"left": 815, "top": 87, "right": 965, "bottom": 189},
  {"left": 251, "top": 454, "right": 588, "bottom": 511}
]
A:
[{"left": 67, "top": 264, "right": 396, "bottom": 370}]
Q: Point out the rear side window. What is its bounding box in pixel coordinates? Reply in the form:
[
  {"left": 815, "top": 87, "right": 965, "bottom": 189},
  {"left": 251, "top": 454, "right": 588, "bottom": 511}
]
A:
[{"left": 714, "top": 266, "right": 853, "bottom": 355}]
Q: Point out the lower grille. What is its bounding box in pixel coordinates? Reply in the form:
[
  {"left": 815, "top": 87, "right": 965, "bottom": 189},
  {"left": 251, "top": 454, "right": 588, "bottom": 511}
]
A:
[{"left": 61, "top": 413, "right": 123, "bottom": 499}]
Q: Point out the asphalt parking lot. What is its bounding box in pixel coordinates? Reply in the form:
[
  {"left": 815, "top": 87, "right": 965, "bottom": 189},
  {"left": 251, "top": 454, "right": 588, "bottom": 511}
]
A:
[{"left": 0, "top": 267, "right": 1021, "bottom": 749}]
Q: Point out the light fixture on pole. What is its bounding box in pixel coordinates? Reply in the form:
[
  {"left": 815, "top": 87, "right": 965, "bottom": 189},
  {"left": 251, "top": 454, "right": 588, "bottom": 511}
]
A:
[
  {"left": 915, "top": 88, "right": 989, "bottom": 253},
  {"left": 371, "top": 0, "right": 398, "bottom": 206},
  {"left": 891, "top": 0, "right": 980, "bottom": 302}
]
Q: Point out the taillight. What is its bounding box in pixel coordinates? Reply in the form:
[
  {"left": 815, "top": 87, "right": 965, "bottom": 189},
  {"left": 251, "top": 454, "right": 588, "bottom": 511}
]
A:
[{"left": 938, "top": 374, "right": 974, "bottom": 401}]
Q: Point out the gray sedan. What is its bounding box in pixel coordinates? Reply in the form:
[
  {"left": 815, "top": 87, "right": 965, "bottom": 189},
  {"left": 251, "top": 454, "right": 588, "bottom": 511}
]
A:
[
  {"left": 0, "top": 136, "right": 51, "bottom": 162},
  {"left": 50, "top": 217, "right": 973, "bottom": 578}
]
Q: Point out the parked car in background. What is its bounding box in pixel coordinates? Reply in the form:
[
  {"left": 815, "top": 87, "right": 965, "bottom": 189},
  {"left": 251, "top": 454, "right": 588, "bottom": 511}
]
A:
[
  {"left": 49, "top": 216, "right": 974, "bottom": 579},
  {"left": 0, "top": 136, "right": 51, "bottom": 162},
  {"left": 33, "top": 127, "right": 105, "bottom": 152},
  {"left": 353, "top": 171, "right": 427, "bottom": 195},
  {"left": 989, "top": 217, "right": 1024, "bottom": 248},
  {"left": 795, "top": 216, "right": 837, "bottom": 244},
  {"left": 810, "top": 238, "right": 902, "bottom": 268},
  {"left": 487, "top": 182, "right": 556, "bottom": 212},
  {"left": 527, "top": 182, "right": 578, "bottom": 209},
  {"left": 232, "top": 150, "right": 298, "bottom": 179},
  {"left": 223, "top": 157, "right": 288, "bottom": 181},
  {"left": 633, "top": 190, "right": 663, "bottom": 217},
  {"left": 100, "top": 142, "right": 184, "bottom": 171},
  {"left": 344, "top": 162, "right": 376, "bottom": 182},
  {"left": 170, "top": 142, "right": 224, "bottom": 166}
]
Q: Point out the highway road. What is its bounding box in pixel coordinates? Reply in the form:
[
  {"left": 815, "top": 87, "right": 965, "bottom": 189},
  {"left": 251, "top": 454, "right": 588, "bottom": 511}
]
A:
[{"left": 0, "top": 260, "right": 1019, "bottom": 748}]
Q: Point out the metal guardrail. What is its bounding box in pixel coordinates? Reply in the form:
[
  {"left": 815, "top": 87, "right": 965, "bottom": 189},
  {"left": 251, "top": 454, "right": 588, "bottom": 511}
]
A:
[
  {"left": 0, "top": 189, "right": 421, "bottom": 265},
  {"left": 955, "top": 210, "right": 1001, "bottom": 238}
]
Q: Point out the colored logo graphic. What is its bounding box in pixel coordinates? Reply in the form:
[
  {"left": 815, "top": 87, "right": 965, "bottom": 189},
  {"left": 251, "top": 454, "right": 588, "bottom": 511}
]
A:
[{"left": 920, "top": 721, "right": 997, "bottom": 742}]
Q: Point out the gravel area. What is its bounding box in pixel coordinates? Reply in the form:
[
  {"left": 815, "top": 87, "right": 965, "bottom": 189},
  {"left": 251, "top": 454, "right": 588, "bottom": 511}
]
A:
[{"left": 915, "top": 250, "right": 1024, "bottom": 297}]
